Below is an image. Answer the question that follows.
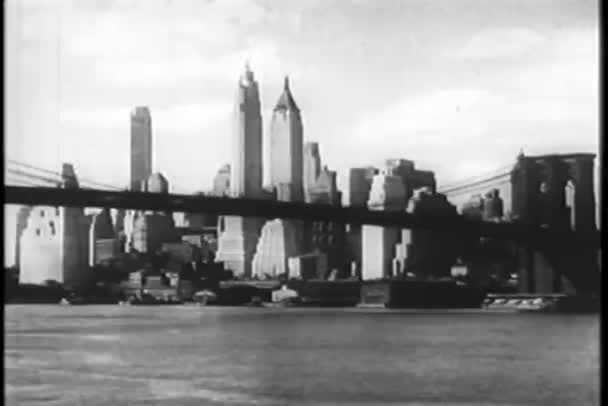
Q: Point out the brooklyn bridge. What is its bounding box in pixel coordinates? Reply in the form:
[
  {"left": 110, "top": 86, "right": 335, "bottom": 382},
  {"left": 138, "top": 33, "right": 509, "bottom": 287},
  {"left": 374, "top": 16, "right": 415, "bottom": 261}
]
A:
[{"left": 5, "top": 150, "right": 600, "bottom": 297}]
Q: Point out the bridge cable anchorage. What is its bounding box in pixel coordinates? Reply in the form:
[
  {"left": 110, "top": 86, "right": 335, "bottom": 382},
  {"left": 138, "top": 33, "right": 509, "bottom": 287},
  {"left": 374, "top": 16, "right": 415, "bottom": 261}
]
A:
[{"left": 6, "top": 159, "right": 122, "bottom": 190}]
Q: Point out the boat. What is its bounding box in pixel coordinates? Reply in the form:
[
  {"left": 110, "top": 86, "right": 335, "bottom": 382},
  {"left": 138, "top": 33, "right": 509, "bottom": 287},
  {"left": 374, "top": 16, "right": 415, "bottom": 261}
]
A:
[
  {"left": 59, "top": 296, "right": 85, "bottom": 305},
  {"left": 262, "top": 297, "right": 302, "bottom": 308},
  {"left": 516, "top": 298, "right": 558, "bottom": 313},
  {"left": 483, "top": 293, "right": 598, "bottom": 313},
  {"left": 244, "top": 296, "right": 263, "bottom": 307},
  {"left": 193, "top": 290, "right": 218, "bottom": 306}
]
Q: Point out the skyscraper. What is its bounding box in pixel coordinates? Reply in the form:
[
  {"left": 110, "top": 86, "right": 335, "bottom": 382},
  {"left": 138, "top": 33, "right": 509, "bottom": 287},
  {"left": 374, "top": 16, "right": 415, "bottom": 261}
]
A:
[
  {"left": 230, "top": 63, "right": 263, "bottom": 198},
  {"left": 211, "top": 164, "right": 231, "bottom": 196},
  {"left": 269, "top": 76, "right": 304, "bottom": 202},
  {"left": 252, "top": 77, "right": 306, "bottom": 277},
  {"left": 361, "top": 174, "right": 407, "bottom": 280},
  {"left": 347, "top": 166, "right": 379, "bottom": 274},
  {"left": 303, "top": 142, "right": 322, "bottom": 203},
  {"left": 215, "top": 63, "right": 265, "bottom": 277},
  {"left": 130, "top": 106, "right": 152, "bottom": 191}
]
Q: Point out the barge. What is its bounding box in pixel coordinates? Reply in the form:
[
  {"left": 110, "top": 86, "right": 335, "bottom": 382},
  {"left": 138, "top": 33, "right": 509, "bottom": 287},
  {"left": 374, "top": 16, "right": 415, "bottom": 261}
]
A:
[
  {"left": 217, "top": 278, "right": 486, "bottom": 308},
  {"left": 483, "top": 293, "right": 599, "bottom": 313},
  {"left": 359, "top": 279, "right": 487, "bottom": 309}
]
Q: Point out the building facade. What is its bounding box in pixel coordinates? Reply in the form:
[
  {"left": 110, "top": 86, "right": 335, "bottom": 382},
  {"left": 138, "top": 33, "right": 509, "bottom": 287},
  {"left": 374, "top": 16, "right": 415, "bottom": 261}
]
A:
[
  {"left": 18, "top": 164, "right": 91, "bottom": 287},
  {"left": 130, "top": 106, "right": 152, "bottom": 191},
  {"left": 215, "top": 64, "right": 265, "bottom": 277},
  {"left": 361, "top": 174, "right": 407, "bottom": 280},
  {"left": 385, "top": 158, "right": 436, "bottom": 202},
  {"left": 142, "top": 172, "right": 169, "bottom": 194},
  {"left": 211, "top": 164, "right": 231, "bottom": 196},
  {"left": 305, "top": 167, "right": 347, "bottom": 276},
  {"left": 303, "top": 142, "right": 322, "bottom": 203},
  {"left": 269, "top": 77, "right": 304, "bottom": 203},
  {"left": 14, "top": 206, "right": 33, "bottom": 269},
  {"left": 347, "top": 166, "right": 379, "bottom": 274},
  {"left": 89, "top": 208, "right": 117, "bottom": 266},
  {"left": 130, "top": 211, "right": 178, "bottom": 254},
  {"left": 251, "top": 219, "right": 299, "bottom": 279}
]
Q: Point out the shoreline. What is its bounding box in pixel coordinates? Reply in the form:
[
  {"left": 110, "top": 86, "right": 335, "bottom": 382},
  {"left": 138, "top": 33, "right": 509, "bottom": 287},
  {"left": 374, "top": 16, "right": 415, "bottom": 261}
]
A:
[{"left": 3, "top": 303, "right": 599, "bottom": 315}]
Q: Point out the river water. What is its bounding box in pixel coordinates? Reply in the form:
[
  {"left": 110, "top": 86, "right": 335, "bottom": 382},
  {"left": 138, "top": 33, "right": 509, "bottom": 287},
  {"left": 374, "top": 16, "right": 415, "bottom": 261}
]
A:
[{"left": 4, "top": 305, "right": 599, "bottom": 405}]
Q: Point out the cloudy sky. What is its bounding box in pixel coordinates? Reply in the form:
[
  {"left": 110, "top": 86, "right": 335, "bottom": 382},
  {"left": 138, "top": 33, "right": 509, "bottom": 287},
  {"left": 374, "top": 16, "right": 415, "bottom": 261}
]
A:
[{"left": 3, "top": 0, "right": 599, "bottom": 263}]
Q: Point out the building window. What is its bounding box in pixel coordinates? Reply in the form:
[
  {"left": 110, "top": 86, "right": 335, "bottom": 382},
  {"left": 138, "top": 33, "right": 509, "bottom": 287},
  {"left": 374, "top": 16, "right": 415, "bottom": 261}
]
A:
[
  {"left": 49, "top": 221, "right": 56, "bottom": 235},
  {"left": 40, "top": 211, "right": 45, "bottom": 217},
  {"left": 36, "top": 228, "right": 41, "bottom": 236}
]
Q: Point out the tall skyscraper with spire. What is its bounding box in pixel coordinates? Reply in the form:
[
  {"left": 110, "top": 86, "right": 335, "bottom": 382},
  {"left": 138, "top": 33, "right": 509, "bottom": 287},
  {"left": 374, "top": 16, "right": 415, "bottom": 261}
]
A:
[
  {"left": 230, "top": 62, "right": 263, "bottom": 198},
  {"left": 269, "top": 76, "right": 304, "bottom": 202},
  {"left": 251, "top": 77, "right": 305, "bottom": 278},
  {"left": 216, "top": 63, "right": 265, "bottom": 277},
  {"left": 130, "top": 106, "right": 152, "bottom": 191}
]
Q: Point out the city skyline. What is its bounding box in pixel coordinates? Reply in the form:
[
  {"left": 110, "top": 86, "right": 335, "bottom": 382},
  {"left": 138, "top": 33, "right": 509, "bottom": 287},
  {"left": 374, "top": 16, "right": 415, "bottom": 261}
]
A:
[
  {"left": 4, "top": 0, "right": 599, "bottom": 267},
  {"left": 4, "top": 0, "right": 598, "bottom": 194},
  {"left": 4, "top": 3, "right": 600, "bottom": 402}
]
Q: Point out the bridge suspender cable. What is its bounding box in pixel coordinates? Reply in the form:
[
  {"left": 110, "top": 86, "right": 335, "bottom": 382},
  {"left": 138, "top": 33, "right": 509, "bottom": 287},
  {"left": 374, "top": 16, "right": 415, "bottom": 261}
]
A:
[
  {"left": 438, "top": 164, "right": 513, "bottom": 192},
  {"left": 6, "top": 159, "right": 122, "bottom": 191}
]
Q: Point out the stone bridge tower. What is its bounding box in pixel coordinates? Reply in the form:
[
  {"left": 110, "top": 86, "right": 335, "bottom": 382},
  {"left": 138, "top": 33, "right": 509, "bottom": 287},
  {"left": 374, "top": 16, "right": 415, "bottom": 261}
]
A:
[{"left": 511, "top": 152, "right": 597, "bottom": 293}]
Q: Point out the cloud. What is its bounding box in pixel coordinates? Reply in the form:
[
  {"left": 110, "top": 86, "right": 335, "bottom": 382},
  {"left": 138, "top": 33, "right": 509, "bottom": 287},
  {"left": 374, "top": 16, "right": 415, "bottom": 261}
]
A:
[
  {"left": 354, "top": 89, "right": 488, "bottom": 143},
  {"left": 346, "top": 38, "right": 598, "bottom": 184},
  {"left": 154, "top": 101, "right": 232, "bottom": 133},
  {"left": 55, "top": 0, "right": 277, "bottom": 91},
  {"left": 453, "top": 27, "right": 545, "bottom": 60},
  {"left": 60, "top": 107, "right": 126, "bottom": 128},
  {"left": 59, "top": 100, "right": 232, "bottom": 132},
  {"left": 87, "top": 37, "right": 318, "bottom": 92}
]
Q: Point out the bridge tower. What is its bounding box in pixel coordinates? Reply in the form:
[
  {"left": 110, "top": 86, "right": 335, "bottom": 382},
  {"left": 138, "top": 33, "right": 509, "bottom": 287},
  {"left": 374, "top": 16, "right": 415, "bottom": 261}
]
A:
[{"left": 511, "top": 153, "right": 598, "bottom": 294}]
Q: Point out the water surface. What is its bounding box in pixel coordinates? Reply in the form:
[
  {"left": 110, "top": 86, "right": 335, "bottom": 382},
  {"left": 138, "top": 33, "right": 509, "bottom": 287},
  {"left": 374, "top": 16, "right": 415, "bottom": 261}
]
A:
[{"left": 4, "top": 305, "right": 599, "bottom": 405}]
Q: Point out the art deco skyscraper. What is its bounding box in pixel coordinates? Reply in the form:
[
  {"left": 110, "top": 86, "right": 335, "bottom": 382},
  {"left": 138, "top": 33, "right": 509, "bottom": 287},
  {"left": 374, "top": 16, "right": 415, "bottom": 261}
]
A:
[
  {"left": 130, "top": 106, "right": 152, "bottom": 191},
  {"left": 269, "top": 76, "right": 304, "bottom": 202},
  {"left": 251, "top": 77, "right": 304, "bottom": 278},
  {"left": 216, "top": 63, "right": 265, "bottom": 277},
  {"left": 230, "top": 63, "right": 263, "bottom": 198}
]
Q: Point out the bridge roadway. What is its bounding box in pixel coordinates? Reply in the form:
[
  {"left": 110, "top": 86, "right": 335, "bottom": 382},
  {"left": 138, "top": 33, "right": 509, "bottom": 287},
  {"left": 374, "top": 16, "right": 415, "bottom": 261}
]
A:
[{"left": 4, "top": 185, "right": 600, "bottom": 250}]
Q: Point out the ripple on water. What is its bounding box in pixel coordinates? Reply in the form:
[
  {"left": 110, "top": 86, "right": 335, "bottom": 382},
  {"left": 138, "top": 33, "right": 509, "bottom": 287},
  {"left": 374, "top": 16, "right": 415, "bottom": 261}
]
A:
[
  {"left": 4, "top": 384, "right": 56, "bottom": 394},
  {"left": 145, "top": 379, "right": 284, "bottom": 405},
  {"left": 79, "top": 334, "right": 122, "bottom": 341},
  {"left": 82, "top": 353, "right": 125, "bottom": 365}
]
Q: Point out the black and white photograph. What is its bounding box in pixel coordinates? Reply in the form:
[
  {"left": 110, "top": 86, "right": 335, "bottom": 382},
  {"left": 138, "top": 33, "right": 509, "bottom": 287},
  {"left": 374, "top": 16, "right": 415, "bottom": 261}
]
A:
[{"left": 4, "top": 0, "right": 601, "bottom": 404}]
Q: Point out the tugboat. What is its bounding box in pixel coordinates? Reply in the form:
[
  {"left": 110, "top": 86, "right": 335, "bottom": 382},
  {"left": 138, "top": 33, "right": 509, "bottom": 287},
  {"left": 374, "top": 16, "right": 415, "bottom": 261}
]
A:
[
  {"left": 59, "top": 292, "right": 85, "bottom": 305},
  {"left": 263, "top": 284, "right": 300, "bottom": 307},
  {"left": 247, "top": 296, "right": 264, "bottom": 307},
  {"left": 193, "top": 290, "right": 218, "bottom": 306}
]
